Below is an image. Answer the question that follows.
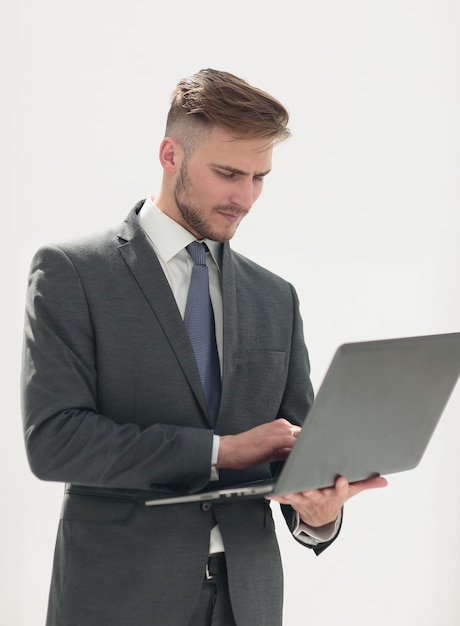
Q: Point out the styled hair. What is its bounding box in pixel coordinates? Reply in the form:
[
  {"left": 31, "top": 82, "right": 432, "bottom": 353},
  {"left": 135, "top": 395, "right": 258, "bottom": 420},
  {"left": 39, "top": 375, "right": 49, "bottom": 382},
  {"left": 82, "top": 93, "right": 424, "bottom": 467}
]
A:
[{"left": 165, "top": 68, "right": 290, "bottom": 155}]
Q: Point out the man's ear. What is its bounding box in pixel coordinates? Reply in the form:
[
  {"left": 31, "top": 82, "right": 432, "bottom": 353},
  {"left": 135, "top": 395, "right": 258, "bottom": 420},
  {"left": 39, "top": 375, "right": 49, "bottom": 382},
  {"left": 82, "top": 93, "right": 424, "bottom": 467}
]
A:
[{"left": 159, "top": 137, "right": 182, "bottom": 173}]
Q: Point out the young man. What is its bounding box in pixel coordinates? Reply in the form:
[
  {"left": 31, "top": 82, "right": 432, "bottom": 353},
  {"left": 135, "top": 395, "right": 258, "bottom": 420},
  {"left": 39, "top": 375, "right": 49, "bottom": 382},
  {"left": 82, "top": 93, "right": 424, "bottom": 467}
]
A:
[{"left": 21, "top": 68, "right": 386, "bottom": 626}]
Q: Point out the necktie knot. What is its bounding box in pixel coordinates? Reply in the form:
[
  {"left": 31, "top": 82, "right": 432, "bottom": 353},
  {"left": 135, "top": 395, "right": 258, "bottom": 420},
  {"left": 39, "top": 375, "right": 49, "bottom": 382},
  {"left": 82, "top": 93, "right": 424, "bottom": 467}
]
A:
[{"left": 186, "top": 241, "right": 207, "bottom": 266}]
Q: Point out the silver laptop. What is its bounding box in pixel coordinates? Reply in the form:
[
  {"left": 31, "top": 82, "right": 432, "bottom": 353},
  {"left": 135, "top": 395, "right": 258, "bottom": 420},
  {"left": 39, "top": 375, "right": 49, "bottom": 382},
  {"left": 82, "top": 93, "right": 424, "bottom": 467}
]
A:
[{"left": 145, "top": 332, "right": 460, "bottom": 506}]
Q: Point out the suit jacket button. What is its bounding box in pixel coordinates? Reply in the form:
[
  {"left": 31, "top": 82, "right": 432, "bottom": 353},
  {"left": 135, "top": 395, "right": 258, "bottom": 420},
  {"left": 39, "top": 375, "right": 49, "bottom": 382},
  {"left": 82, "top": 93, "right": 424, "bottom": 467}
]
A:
[{"left": 201, "top": 502, "right": 212, "bottom": 512}]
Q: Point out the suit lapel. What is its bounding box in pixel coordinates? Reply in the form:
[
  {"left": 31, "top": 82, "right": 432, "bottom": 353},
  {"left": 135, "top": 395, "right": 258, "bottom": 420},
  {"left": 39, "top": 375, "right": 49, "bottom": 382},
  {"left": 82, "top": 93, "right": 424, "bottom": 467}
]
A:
[{"left": 117, "top": 206, "right": 210, "bottom": 420}]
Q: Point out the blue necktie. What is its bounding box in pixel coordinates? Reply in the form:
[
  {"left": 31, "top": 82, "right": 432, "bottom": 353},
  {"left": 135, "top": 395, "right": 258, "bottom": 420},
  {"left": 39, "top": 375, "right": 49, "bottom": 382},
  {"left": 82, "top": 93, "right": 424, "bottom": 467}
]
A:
[{"left": 184, "top": 241, "right": 221, "bottom": 426}]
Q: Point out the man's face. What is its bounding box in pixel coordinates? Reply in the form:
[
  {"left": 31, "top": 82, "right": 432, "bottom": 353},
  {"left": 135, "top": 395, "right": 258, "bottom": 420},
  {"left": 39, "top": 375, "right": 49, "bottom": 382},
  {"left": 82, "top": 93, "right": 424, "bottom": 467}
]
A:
[{"left": 171, "top": 127, "right": 273, "bottom": 242}]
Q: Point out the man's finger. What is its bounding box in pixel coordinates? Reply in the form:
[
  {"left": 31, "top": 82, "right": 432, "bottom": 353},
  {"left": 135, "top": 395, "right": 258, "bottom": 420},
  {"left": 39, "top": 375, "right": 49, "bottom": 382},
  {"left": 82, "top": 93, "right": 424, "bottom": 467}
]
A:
[{"left": 348, "top": 475, "right": 388, "bottom": 497}]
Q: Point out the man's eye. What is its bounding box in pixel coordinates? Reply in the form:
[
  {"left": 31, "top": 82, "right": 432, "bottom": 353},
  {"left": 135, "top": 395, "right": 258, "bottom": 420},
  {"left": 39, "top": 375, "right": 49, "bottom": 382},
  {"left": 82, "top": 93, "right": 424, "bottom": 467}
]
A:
[{"left": 217, "top": 171, "right": 236, "bottom": 179}]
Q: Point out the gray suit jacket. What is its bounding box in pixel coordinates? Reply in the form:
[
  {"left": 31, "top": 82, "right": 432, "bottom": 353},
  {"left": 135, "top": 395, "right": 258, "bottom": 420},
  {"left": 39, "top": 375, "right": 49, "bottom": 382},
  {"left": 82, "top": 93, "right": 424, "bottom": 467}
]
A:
[{"left": 21, "top": 202, "right": 337, "bottom": 626}]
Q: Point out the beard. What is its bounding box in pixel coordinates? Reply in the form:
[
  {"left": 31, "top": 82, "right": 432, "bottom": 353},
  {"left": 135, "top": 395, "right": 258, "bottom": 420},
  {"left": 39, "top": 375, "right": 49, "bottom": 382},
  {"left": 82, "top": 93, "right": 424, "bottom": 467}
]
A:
[{"left": 173, "top": 163, "right": 244, "bottom": 242}]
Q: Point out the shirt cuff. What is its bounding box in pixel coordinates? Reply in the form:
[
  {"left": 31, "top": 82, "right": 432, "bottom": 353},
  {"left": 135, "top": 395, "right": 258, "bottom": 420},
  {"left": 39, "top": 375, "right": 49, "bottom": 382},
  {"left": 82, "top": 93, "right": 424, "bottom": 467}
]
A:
[
  {"left": 210, "top": 435, "right": 220, "bottom": 481},
  {"left": 292, "top": 509, "right": 342, "bottom": 546}
]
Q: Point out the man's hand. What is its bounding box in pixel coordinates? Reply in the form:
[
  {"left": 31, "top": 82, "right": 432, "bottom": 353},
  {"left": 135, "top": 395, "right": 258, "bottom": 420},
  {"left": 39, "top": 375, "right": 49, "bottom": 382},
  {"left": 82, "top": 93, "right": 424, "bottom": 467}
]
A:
[
  {"left": 216, "top": 418, "right": 301, "bottom": 470},
  {"left": 269, "top": 475, "right": 388, "bottom": 528}
]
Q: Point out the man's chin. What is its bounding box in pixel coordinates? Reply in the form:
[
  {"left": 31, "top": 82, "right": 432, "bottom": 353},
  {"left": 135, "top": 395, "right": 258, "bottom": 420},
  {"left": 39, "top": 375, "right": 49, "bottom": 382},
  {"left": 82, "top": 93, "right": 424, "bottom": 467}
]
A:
[{"left": 208, "top": 224, "right": 240, "bottom": 243}]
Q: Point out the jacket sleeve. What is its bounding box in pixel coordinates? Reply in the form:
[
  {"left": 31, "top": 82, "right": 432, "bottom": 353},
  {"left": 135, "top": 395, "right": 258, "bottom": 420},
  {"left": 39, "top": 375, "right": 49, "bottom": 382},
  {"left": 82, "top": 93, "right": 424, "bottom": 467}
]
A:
[
  {"left": 281, "top": 503, "right": 343, "bottom": 555},
  {"left": 21, "top": 244, "right": 213, "bottom": 493}
]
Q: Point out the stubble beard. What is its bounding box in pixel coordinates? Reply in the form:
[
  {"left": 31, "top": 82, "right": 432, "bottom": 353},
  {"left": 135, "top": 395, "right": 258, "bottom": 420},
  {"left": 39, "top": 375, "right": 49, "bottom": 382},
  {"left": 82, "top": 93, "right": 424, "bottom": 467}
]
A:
[{"left": 173, "top": 164, "right": 242, "bottom": 243}]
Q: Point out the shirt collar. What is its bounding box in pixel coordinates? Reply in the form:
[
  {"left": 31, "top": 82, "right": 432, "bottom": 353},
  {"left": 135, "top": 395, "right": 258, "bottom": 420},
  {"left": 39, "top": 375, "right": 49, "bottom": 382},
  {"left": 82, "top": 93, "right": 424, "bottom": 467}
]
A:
[{"left": 138, "top": 196, "right": 222, "bottom": 268}]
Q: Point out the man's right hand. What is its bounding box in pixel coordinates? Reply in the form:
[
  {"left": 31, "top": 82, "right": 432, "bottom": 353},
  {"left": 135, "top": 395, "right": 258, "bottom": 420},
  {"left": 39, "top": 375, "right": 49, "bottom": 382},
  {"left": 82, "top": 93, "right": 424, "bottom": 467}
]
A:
[{"left": 216, "top": 418, "right": 301, "bottom": 470}]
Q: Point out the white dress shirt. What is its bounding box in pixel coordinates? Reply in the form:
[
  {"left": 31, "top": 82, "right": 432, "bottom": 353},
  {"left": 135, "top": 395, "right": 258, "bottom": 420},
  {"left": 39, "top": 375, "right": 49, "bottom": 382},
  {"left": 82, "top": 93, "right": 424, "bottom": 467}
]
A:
[{"left": 138, "top": 197, "right": 340, "bottom": 550}]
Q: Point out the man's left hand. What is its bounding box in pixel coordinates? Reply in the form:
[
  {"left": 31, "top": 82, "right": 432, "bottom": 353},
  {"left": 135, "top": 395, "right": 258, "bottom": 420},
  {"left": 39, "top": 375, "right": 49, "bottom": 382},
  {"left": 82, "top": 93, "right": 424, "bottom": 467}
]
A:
[{"left": 268, "top": 475, "right": 388, "bottom": 528}]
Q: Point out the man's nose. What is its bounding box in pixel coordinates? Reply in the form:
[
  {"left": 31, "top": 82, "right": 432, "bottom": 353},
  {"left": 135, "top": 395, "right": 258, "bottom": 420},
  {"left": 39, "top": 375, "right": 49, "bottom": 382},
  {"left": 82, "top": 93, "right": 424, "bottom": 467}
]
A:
[{"left": 229, "top": 179, "right": 257, "bottom": 211}]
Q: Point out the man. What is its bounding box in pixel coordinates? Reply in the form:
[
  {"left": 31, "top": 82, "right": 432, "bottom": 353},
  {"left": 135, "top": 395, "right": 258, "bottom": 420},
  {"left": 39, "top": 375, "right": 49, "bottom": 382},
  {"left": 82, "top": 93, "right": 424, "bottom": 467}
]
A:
[{"left": 21, "top": 68, "right": 386, "bottom": 626}]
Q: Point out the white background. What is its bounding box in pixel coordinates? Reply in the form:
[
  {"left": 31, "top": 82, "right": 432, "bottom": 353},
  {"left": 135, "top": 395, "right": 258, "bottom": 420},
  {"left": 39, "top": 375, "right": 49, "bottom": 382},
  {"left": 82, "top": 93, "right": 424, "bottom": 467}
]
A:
[{"left": 2, "top": 1, "right": 459, "bottom": 624}]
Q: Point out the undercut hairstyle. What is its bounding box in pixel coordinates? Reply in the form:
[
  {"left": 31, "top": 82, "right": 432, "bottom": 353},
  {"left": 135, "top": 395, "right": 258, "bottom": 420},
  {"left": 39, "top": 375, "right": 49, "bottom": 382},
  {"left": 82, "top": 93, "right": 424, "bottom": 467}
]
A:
[{"left": 165, "top": 68, "right": 291, "bottom": 156}]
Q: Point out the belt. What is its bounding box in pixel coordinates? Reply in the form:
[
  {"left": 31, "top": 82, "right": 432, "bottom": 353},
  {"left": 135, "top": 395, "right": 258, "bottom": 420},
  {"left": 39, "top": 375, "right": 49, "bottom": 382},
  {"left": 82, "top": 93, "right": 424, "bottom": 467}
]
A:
[{"left": 205, "top": 553, "right": 227, "bottom": 580}]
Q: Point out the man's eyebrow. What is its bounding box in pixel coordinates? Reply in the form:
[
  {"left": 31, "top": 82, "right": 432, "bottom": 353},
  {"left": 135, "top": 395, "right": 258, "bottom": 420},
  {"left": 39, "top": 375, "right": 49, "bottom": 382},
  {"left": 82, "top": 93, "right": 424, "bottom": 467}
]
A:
[{"left": 210, "top": 163, "right": 272, "bottom": 177}]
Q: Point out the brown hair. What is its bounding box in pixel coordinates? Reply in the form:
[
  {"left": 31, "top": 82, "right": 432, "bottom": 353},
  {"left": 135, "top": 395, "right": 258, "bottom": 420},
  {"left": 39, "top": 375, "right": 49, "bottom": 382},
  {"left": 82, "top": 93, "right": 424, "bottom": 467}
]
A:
[{"left": 165, "top": 68, "right": 290, "bottom": 154}]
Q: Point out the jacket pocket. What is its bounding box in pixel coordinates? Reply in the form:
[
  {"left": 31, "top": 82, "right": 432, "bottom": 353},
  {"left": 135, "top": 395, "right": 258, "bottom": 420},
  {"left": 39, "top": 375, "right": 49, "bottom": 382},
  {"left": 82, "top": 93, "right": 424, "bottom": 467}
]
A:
[{"left": 61, "top": 489, "right": 138, "bottom": 525}]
